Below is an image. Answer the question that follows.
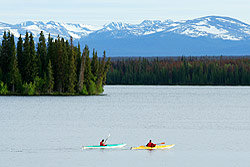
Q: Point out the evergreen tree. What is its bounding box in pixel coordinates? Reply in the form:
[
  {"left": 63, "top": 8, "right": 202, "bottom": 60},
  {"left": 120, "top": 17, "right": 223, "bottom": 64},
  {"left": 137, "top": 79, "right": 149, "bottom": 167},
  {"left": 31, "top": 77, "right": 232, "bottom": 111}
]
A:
[
  {"left": 37, "top": 31, "right": 47, "bottom": 77},
  {"left": 17, "top": 35, "right": 24, "bottom": 79},
  {"left": 23, "top": 32, "right": 30, "bottom": 82},
  {"left": 61, "top": 38, "right": 68, "bottom": 92},
  {"left": 46, "top": 60, "right": 54, "bottom": 93},
  {"left": 54, "top": 36, "right": 64, "bottom": 92},
  {"left": 68, "top": 37, "right": 77, "bottom": 93},
  {"left": 7, "top": 33, "right": 21, "bottom": 92},
  {"left": 63, "top": 40, "right": 70, "bottom": 92},
  {"left": 83, "top": 45, "right": 94, "bottom": 94},
  {"left": 78, "top": 46, "right": 86, "bottom": 92},
  {"left": 91, "top": 49, "right": 99, "bottom": 80},
  {"left": 97, "top": 51, "right": 106, "bottom": 85},
  {"left": 29, "top": 33, "right": 39, "bottom": 81},
  {"left": 0, "top": 31, "right": 9, "bottom": 82},
  {"left": 47, "top": 34, "right": 53, "bottom": 65},
  {"left": 103, "top": 57, "right": 111, "bottom": 86},
  {"left": 9, "top": 52, "right": 21, "bottom": 92},
  {"left": 76, "top": 42, "right": 81, "bottom": 81}
]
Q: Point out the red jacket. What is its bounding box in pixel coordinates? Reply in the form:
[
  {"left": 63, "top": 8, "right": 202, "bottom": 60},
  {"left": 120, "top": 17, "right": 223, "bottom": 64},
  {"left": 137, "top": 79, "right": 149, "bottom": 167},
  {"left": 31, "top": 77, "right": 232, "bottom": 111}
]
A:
[
  {"left": 146, "top": 142, "right": 156, "bottom": 147},
  {"left": 100, "top": 141, "right": 106, "bottom": 146}
]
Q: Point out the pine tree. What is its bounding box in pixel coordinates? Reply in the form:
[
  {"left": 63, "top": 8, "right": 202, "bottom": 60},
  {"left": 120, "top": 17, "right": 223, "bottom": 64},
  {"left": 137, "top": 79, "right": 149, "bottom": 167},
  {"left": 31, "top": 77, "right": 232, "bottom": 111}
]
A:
[
  {"left": 91, "top": 49, "right": 99, "bottom": 80},
  {"left": 76, "top": 42, "right": 81, "bottom": 81},
  {"left": 95, "top": 51, "right": 107, "bottom": 93},
  {"left": 47, "top": 34, "right": 53, "bottom": 65},
  {"left": 54, "top": 36, "right": 64, "bottom": 92},
  {"left": 68, "top": 37, "right": 77, "bottom": 93},
  {"left": 9, "top": 52, "right": 21, "bottom": 92},
  {"left": 8, "top": 33, "right": 21, "bottom": 92},
  {"left": 0, "top": 31, "right": 10, "bottom": 82},
  {"left": 63, "top": 40, "right": 70, "bottom": 92},
  {"left": 96, "top": 51, "right": 106, "bottom": 85},
  {"left": 17, "top": 35, "right": 24, "bottom": 79},
  {"left": 23, "top": 32, "right": 30, "bottom": 82},
  {"left": 61, "top": 38, "right": 67, "bottom": 92},
  {"left": 46, "top": 60, "right": 54, "bottom": 93},
  {"left": 29, "top": 33, "right": 39, "bottom": 81},
  {"left": 78, "top": 46, "right": 86, "bottom": 92},
  {"left": 84, "top": 45, "right": 94, "bottom": 94},
  {"left": 103, "top": 57, "right": 111, "bottom": 86},
  {"left": 37, "top": 31, "right": 47, "bottom": 77}
]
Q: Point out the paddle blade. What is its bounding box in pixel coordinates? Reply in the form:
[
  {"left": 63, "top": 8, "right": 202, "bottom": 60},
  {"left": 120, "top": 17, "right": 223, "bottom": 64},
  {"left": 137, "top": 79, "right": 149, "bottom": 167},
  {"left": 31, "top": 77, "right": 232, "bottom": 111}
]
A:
[{"left": 156, "top": 142, "right": 165, "bottom": 145}]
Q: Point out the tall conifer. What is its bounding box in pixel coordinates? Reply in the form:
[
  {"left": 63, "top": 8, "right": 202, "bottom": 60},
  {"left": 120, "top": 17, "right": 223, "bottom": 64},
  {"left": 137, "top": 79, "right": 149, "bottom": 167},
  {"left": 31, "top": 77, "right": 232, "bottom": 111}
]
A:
[
  {"left": 78, "top": 47, "right": 86, "bottom": 92},
  {"left": 29, "top": 33, "right": 39, "bottom": 81},
  {"left": 83, "top": 45, "right": 94, "bottom": 93},
  {"left": 0, "top": 31, "right": 9, "bottom": 82},
  {"left": 46, "top": 60, "right": 54, "bottom": 93},
  {"left": 55, "top": 36, "right": 64, "bottom": 92},
  {"left": 37, "top": 31, "right": 47, "bottom": 77},
  {"left": 68, "top": 37, "right": 77, "bottom": 93},
  {"left": 17, "top": 35, "right": 24, "bottom": 79},
  {"left": 91, "top": 49, "right": 99, "bottom": 80},
  {"left": 23, "top": 32, "right": 30, "bottom": 82},
  {"left": 9, "top": 53, "right": 21, "bottom": 92},
  {"left": 8, "top": 33, "right": 21, "bottom": 92}
]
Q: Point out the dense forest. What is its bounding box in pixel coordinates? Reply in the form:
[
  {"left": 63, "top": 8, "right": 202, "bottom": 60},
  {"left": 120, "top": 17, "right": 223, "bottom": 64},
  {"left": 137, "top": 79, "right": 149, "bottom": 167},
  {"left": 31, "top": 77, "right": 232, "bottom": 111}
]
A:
[
  {"left": 107, "top": 57, "right": 250, "bottom": 85},
  {"left": 0, "top": 31, "right": 111, "bottom": 95}
]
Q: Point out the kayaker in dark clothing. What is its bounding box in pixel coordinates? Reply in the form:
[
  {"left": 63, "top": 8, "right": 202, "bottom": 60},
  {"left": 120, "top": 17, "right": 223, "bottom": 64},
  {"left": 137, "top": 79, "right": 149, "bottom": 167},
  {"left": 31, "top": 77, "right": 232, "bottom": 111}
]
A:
[
  {"left": 146, "top": 140, "right": 156, "bottom": 147},
  {"left": 100, "top": 139, "right": 107, "bottom": 146}
]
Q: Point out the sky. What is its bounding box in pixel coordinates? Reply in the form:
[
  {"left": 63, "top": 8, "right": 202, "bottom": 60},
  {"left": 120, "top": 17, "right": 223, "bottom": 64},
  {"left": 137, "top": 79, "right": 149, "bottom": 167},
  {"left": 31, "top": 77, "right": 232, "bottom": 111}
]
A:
[{"left": 0, "top": 0, "right": 250, "bottom": 26}]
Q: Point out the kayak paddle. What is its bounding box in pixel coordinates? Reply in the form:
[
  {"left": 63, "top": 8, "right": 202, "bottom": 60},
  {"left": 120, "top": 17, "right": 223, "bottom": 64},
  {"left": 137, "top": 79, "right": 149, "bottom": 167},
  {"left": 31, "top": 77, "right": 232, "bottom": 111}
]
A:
[
  {"left": 156, "top": 142, "right": 165, "bottom": 145},
  {"left": 104, "top": 134, "right": 110, "bottom": 144}
]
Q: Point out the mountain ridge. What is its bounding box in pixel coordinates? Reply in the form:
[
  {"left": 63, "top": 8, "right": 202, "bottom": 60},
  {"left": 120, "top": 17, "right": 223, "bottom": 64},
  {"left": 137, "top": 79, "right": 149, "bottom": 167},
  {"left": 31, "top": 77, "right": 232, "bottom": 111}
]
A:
[{"left": 1, "top": 16, "right": 250, "bottom": 56}]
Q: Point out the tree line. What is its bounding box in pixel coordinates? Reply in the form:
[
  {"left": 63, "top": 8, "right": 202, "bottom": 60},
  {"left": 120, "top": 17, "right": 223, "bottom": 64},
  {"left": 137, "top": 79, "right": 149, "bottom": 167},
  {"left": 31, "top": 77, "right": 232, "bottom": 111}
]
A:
[
  {"left": 0, "top": 31, "right": 111, "bottom": 95},
  {"left": 107, "top": 57, "right": 250, "bottom": 85}
]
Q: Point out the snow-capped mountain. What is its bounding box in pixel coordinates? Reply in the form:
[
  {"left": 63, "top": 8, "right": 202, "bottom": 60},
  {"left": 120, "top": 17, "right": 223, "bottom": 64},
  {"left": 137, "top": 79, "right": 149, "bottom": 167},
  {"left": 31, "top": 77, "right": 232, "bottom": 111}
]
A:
[
  {"left": 1, "top": 16, "right": 250, "bottom": 56},
  {"left": 166, "top": 16, "right": 250, "bottom": 40},
  {"left": 0, "top": 21, "right": 101, "bottom": 40},
  {"left": 1, "top": 16, "right": 250, "bottom": 41},
  {"left": 92, "top": 16, "right": 250, "bottom": 40}
]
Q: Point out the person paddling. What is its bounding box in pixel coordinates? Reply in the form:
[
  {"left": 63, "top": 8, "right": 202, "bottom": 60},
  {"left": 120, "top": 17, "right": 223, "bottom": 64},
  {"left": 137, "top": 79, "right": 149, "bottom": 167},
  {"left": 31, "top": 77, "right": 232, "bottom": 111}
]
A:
[
  {"left": 100, "top": 139, "right": 107, "bottom": 146},
  {"left": 146, "top": 140, "right": 156, "bottom": 147}
]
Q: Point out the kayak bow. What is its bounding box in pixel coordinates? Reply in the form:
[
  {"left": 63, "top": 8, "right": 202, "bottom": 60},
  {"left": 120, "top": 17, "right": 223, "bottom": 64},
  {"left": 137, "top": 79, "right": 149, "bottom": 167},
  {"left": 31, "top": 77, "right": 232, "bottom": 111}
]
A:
[{"left": 82, "top": 143, "right": 126, "bottom": 149}]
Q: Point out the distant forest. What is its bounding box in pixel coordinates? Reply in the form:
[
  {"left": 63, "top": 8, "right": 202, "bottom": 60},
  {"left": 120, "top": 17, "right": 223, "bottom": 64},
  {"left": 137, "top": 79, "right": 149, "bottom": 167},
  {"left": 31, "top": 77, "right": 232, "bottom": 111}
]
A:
[
  {"left": 107, "top": 57, "right": 250, "bottom": 85},
  {"left": 0, "top": 31, "right": 111, "bottom": 95}
]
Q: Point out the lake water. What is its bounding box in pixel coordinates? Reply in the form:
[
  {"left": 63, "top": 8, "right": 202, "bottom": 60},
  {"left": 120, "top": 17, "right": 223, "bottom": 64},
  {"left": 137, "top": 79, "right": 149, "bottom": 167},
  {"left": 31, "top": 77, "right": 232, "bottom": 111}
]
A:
[{"left": 0, "top": 86, "right": 250, "bottom": 167}]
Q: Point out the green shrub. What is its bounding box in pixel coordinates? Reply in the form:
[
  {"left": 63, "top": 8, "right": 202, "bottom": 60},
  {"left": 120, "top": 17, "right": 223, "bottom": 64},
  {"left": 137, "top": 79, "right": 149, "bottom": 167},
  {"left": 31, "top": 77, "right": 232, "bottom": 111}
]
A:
[
  {"left": 88, "top": 80, "right": 97, "bottom": 95},
  {"left": 81, "top": 85, "right": 88, "bottom": 95},
  {"left": 34, "top": 76, "right": 46, "bottom": 94},
  {"left": 96, "top": 83, "right": 104, "bottom": 94},
  {"left": 0, "top": 81, "right": 8, "bottom": 95},
  {"left": 22, "top": 82, "right": 36, "bottom": 95}
]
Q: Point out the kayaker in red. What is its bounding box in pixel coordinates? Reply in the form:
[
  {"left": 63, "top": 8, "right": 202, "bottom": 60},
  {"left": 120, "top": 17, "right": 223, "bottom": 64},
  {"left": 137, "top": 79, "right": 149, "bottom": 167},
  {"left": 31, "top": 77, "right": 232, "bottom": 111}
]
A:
[
  {"left": 100, "top": 139, "right": 107, "bottom": 146},
  {"left": 146, "top": 140, "right": 156, "bottom": 147}
]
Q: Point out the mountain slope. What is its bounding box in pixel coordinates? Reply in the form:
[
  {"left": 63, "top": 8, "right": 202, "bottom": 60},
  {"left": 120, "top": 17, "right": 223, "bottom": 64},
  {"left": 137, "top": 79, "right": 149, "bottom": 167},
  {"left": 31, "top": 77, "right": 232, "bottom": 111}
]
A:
[
  {"left": 0, "top": 21, "right": 101, "bottom": 40},
  {"left": 1, "top": 16, "right": 250, "bottom": 56}
]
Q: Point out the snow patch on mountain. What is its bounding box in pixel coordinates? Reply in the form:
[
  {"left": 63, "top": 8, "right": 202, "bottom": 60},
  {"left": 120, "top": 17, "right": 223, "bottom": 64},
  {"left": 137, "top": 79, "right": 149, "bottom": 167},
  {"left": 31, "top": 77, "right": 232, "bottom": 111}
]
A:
[
  {"left": 0, "top": 21, "right": 100, "bottom": 40},
  {"left": 0, "top": 16, "right": 250, "bottom": 42}
]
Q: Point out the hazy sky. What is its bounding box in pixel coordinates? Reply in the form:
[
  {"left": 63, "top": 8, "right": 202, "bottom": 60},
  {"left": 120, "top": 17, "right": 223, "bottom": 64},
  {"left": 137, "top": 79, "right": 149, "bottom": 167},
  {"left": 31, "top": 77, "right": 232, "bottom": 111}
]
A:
[{"left": 1, "top": 0, "right": 250, "bottom": 25}]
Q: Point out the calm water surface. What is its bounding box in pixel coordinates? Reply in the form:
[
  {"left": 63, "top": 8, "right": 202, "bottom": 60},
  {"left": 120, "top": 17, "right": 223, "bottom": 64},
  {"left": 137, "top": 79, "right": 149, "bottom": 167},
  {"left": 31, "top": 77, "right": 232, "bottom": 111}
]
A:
[{"left": 0, "top": 86, "right": 250, "bottom": 167}]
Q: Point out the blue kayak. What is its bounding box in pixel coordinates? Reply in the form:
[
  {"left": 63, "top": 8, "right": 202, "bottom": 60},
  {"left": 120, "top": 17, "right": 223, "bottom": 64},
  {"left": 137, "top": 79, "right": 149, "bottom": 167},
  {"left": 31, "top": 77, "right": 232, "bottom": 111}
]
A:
[{"left": 82, "top": 143, "right": 126, "bottom": 149}]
